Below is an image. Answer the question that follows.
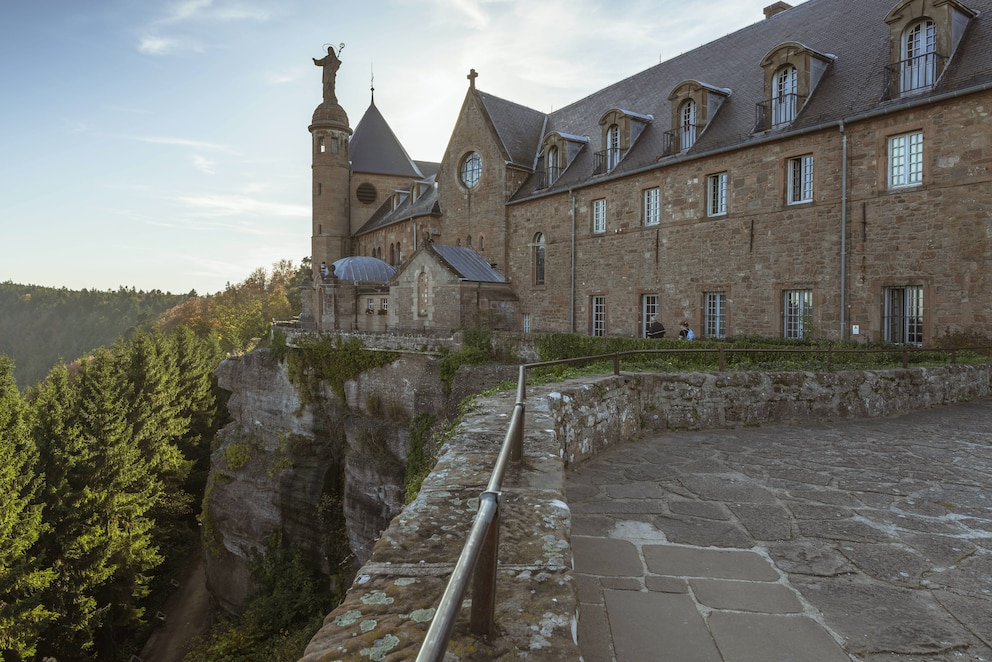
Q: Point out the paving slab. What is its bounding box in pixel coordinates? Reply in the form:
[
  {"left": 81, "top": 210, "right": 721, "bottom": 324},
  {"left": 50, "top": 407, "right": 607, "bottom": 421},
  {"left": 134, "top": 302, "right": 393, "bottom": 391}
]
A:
[{"left": 568, "top": 398, "right": 992, "bottom": 661}]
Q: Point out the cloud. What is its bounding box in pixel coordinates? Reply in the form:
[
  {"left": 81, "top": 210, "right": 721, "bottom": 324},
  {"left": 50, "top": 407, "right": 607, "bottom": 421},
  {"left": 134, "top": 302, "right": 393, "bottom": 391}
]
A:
[
  {"left": 134, "top": 135, "right": 234, "bottom": 152},
  {"left": 192, "top": 155, "right": 216, "bottom": 174},
  {"left": 175, "top": 194, "right": 310, "bottom": 219},
  {"left": 138, "top": 35, "right": 204, "bottom": 55}
]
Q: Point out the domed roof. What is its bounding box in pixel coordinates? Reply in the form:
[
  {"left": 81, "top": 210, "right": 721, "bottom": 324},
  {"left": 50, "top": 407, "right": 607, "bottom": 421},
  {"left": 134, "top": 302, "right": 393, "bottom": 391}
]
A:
[
  {"left": 311, "top": 100, "right": 350, "bottom": 132},
  {"left": 330, "top": 256, "right": 396, "bottom": 282}
]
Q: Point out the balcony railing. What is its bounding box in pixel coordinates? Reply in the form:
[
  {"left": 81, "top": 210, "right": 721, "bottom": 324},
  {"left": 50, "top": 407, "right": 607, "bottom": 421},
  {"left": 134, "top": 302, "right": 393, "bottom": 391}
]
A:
[
  {"left": 884, "top": 52, "right": 945, "bottom": 99},
  {"left": 592, "top": 148, "right": 624, "bottom": 175},
  {"left": 662, "top": 123, "right": 699, "bottom": 155},
  {"left": 754, "top": 93, "right": 806, "bottom": 131}
]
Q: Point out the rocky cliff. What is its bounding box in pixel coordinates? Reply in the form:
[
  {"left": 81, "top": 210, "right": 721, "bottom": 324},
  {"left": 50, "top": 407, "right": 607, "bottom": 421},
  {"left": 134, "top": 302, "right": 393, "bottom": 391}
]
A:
[{"left": 203, "top": 348, "right": 444, "bottom": 612}]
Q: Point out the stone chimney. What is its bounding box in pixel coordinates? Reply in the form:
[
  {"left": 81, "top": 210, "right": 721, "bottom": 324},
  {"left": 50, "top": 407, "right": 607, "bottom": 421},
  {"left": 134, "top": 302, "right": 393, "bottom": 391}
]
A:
[{"left": 764, "top": 1, "right": 792, "bottom": 18}]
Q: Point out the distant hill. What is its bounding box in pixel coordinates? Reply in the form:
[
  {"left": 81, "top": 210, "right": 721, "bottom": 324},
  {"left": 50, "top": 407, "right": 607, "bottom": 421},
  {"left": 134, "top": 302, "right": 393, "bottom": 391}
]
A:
[{"left": 0, "top": 281, "right": 190, "bottom": 388}]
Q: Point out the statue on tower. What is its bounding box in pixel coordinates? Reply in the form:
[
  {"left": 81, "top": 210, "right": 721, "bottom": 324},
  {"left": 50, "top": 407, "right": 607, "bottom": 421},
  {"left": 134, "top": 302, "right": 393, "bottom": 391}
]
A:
[{"left": 313, "top": 44, "right": 343, "bottom": 103}]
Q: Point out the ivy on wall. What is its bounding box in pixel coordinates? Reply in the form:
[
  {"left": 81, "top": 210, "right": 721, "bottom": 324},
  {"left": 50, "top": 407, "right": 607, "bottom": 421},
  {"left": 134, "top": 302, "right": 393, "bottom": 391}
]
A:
[{"left": 284, "top": 335, "right": 399, "bottom": 403}]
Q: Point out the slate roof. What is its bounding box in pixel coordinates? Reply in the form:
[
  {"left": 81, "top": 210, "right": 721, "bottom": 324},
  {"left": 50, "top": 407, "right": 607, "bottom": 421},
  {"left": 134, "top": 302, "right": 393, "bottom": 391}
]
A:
[
  {"left": 480, "top": 0, "right": 992, "bottom": 201},
  {"left": 354, "top": 177, "right": 441, "bottom": 237},
  {"left": 430, "top": 244, "right": 509, "bottom": 283},
  {"left": 350, "top": 102, "right": 423, "bottom": 178}
]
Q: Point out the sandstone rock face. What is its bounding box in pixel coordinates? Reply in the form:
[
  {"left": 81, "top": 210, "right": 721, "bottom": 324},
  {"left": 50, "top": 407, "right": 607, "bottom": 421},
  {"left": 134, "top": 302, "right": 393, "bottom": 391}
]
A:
[{"left": 204, "top": 348, "right": 446, "bottom": 612}]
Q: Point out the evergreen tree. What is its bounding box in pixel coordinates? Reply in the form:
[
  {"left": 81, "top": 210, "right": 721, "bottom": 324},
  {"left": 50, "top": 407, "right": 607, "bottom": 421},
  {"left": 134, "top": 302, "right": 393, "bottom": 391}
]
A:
[{"left": 0, "top": 356, "right": 54, "bottom": 659}]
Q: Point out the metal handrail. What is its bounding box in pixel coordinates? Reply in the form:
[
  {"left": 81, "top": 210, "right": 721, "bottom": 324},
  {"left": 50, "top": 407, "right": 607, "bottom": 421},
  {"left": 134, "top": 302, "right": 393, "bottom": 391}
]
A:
[{"left": 416, "top": 344, "right": 991, "bottom": 660}]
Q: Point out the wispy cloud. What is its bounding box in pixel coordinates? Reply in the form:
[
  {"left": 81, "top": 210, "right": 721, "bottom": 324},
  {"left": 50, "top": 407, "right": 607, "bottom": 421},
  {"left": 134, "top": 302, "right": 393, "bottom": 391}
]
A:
[
  {"left": 134, "top": 135, "right": 234, "bottom": 152},
  {"left": 175, "top": 194, "right": 309, "bottom": 219},
  {"left": 191, "top": 154, "right": 216, "bottom": 174},
  {"left": 138, "top": 35, "right": 204, "bottom": 55}
]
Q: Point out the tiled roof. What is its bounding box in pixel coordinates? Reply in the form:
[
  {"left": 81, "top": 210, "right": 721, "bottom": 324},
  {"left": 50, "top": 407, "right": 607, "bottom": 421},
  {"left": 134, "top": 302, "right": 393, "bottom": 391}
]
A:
[
  {"left": 350, "top": 102, "right": 423, "bottom": 178},
  {"left": 431, "top": 244, "right": 508, "bottom": 283},
  {"left": 488, "top": 0, "right": 992, "bottom": 200}
]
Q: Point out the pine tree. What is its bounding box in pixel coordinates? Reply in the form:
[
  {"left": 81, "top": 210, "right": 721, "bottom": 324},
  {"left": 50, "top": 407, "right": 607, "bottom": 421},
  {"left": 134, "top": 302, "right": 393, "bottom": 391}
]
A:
[{"left": 0, "top": 356, "right": 54, "bottom": 659}]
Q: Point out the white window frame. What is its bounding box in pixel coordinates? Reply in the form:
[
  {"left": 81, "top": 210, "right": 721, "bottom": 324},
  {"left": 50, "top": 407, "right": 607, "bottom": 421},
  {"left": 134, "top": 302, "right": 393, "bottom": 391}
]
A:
[
  {"left": 884, "top": 286, "right": 924, "bottom": 346},
  {"left": 707, "top": 172, "right": 727, "bottom": 217},
  {"left": 547, "top": 145, "right": 561, "bottom": 183},
  {"left": 704, "top": 291, "right": 726, "bottom": 339},
  {"left": 680, "top": 100, "right": 697, "bottom": 150},
  {"left": 532, "top": 232, "right": 546, "bottom": 286},
  {"left": 888, "top": 131, "right": 924, "bottom": 188},
  {"left": 772, "top": 65, "right": 798, "bottom": 126},
  {"left": 783, "top": 289, "right": 812, "bottom": 339},
  {"left": 641, "top": 294, "right": 659, "bottom": 337},
  {"left": 787, "top": 154, "right": 814, "bottom": 204},
  {"left": 901, "top": 20, "right": 937, "bottom": 94},
  {"left": 606, "top": 125, "right": 621, "bottom": 171},
  {"left": 643, "top": 188, "right": 660, "bottom": 226},
  {"left": 591, "top": 296, "right": 606, "bottom": 337},
  {"left": 593, "top": 198, "right": 607, "bottom": 233},
  {"left": 522, "top": 313, "right": 531, "bottom": 334}
]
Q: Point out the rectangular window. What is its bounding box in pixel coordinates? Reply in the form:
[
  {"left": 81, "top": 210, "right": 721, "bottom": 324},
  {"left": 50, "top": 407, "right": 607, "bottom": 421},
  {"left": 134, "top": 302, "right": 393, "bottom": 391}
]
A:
[
  {"left": 707, "top": 172, "right": 727, "bottom": 216},
  {"left": 591, "top": 296, "right": 606, "bottom": 337},
  {"left": 783, "top": 289, "right": 812, "bottom": 339},
  {"left": 641, "top": 294, "right": 659, "bottom": 337},
  {"left": 593, "top": 198, "right": 606, "bottom": 233},
  {"left": 888, "top": 131, "right": 923, "bottom": 188},
  {"left": 787, "top": 154, "right": 813, "bottom": 204},
  {"left": 704, "top": 292, "right": 726, "bottom": 339},
  {"left": 643, "top": 188, "right": 660, "bottom": 226},
  {"left": 367, "top": 298, "right": 375, "bottom": 313},
  {"left": 380, "top": 298, "right": 388, "bottom": 310},
  {"left": 522, "top": 313, "right": 531, "bottom": 334},
  {"left": 884, "top": 286, "right": 923, "bottom": 346}
]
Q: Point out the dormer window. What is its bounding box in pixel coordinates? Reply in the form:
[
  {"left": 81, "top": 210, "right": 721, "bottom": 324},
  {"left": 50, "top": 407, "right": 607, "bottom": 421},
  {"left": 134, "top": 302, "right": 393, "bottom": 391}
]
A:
[
  {"left": 756, "top": 42, "right": 834, "bottom": 132},
  {"left": 596, "top": 109, "right": 651, "bottom": 174},
  {"left": 537, "top": 132, "right": 588, "bottom": 189},
  {"left": 665, "top": 81, "right": 730, "bottom": 154},
  {"left": 884, "top": 0, "right": 975, "bottom": 99}
]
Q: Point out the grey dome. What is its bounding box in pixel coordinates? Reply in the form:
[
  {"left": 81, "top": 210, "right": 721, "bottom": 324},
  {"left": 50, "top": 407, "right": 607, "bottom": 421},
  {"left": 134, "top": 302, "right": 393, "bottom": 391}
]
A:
[{"left": 331, "top": 256, "right": 397, "bottom": 282}]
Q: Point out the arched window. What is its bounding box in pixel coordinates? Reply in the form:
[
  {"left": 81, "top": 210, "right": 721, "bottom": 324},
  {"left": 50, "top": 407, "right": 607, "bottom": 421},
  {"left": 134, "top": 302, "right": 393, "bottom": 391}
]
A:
[
  {"left": 772, "top": 65, "right": 798, "bottom": 126},
  {"left": 466, "top": 235, "right": 472, "bottom": 248},
  {"left": 547, "top": 145, "right": 561, "bottom": 183},
  {"left": 679, "top": 100, "right": 697, "bottom": 150},
  {"left": 606, "top": 124, "right": 621, "bottom": 171},
  {"left": 532, "top": 232, "right": 546, "bottom": 286},
  {"left": 389, "top": 243, "right": 395, "bottom": 265},
  {"left": 478, "top": 235, "right": 485, "bottom": 252},
  {"left": 902, "top": 19, "right": 937, "bottom": 93}
]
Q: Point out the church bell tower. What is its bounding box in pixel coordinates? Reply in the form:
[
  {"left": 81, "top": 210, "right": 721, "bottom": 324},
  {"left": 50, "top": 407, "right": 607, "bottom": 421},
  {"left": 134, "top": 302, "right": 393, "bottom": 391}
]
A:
[{"left": 309, "top": 45, "right": 352, "bottom": 277}]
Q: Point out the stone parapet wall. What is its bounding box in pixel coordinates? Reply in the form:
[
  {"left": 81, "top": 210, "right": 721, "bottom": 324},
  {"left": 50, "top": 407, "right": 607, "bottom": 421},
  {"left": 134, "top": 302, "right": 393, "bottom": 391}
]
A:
[{"left": 300, "top": 364, "right": 990, "bottom": 660}]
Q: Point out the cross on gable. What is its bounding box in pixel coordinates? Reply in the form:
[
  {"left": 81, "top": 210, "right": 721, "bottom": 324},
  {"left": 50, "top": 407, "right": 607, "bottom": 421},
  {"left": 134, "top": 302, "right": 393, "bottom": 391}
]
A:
[{"left": 467, "top": 68, "right": 478, "bottom": 88}]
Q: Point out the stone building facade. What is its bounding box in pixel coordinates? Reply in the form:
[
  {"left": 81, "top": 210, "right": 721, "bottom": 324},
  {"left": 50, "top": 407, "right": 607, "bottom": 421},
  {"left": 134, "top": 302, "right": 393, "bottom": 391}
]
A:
[{"left": 303, "top": 0, "right": 992, "bottom": 345}]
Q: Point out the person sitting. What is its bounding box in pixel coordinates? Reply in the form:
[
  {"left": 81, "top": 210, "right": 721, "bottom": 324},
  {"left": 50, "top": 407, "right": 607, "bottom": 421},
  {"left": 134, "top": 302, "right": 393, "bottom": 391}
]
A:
[
  {"left": 678, "top": 321, "right": 695, "bottom": 340},
  {"left": 646, "top": 317, "right": 666, "bottom": 338}
]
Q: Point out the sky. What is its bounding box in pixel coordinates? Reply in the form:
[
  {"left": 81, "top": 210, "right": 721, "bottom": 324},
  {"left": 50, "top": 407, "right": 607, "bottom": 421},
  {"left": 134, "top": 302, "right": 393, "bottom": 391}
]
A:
[{"left": 0, "top": 0, "right": 806, "bottom": 296}]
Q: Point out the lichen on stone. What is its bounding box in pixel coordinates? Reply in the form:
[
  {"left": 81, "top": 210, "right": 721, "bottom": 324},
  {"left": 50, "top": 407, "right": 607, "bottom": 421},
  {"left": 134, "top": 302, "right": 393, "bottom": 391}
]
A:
[
  {"left": 359, "top": 619, "right": 377, "bottom": 633},
  {"left": 409, "top": 607, "right": 435, "bottom": 623},
  {"left": 360, "top": 634, "right": 400, "bottom": 660},
  {"left": 361, "top": 590, "right": 394, "bottom": 605},
  {"left": 333, "top": 609, "right": 363, "bottom": 626}
]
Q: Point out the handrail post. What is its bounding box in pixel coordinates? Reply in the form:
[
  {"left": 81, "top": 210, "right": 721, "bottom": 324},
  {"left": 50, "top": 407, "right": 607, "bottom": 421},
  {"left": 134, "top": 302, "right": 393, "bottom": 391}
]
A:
[
  {"left": 510, "top": 402, "right": 525, "bottom": 462},
  {"left": 902, "top": 348, "right": 909, "bottom": 368},
  {"left": 718, "top": 345, "right": 725, "bottom": 372},
  {"left": 470, "top": 490, "right": 501, "bottom": 635},
  {"left": 613, "top": 352, "right": 620, "bottom": 375},
  {"left": 517, "top": 365, "right": 527, "bottom": 401}
]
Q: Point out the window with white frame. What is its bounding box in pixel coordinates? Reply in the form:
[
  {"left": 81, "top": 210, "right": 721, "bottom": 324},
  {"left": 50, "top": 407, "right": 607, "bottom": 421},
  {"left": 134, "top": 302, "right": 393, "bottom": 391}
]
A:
[
  {"left": 704, "top": 292, "right": 726, "bottom": 338},
  {"left": 380, "top": 298, "right": 388, "bottom": 311},
  {"left": 772, "top": 65, "right": 798, "bottom": 126},
  {"left": 532, "top": 232, "right": 545, "bottom": 286},
  {"left": 783, "top": 289, "right": 812, "bottom": 339},
  {"left": 606, "top": 124, "right": 621, "bottom": 171},
  {"left": 643, "top": 188, "right": 660, "bottom": 226},
  {"left": 547, "top": 145, "right": 561, "bottom": 184},
  {"left": 707, "top": 172, "right": 727, "bottom": 216},
  {"left": 522, "top": 313, "right": 531, "bottom": 334},
  {"left": 679, "top": 100, "right": 697, "bottom": 150},
  {"left": 641, "top": 294, "right": 659, "bottom": 337},
  {"left": 888, "top": 131, "right": 923, "bottom": 188},
  {"left": 593, "top": 198, "right": 606, "bottom": 233},
  {"left": 788, "top": 154, "right": 814, "bottom": 204},
  {"left": 591, "top": 296, "right": 606, "bottom": 337},
  {"left": 884, "top": 286, "right": 923, "bottom": 345},
  {"left": 367, "top": 298, "right": 375, "bottom": 313},
  {"left": 902, "top": 20, "right": 937, "bottom": 94}
]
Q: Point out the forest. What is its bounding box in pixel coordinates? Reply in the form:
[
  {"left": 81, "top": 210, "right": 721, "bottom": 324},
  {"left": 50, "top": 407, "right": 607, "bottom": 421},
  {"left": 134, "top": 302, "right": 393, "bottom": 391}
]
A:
[{"left": 0, "top": 259, "right": 325, "bottom": 661}]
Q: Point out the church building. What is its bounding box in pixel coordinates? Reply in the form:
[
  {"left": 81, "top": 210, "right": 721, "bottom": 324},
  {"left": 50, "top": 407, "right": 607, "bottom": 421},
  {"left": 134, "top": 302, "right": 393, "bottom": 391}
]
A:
[{"left": 301, "top": 0, "right": 992, "bottom": 345}]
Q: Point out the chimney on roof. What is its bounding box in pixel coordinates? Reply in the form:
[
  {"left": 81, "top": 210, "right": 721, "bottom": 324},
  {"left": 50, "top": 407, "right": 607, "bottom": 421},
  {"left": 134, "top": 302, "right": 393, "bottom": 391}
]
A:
[{"left": 764, "top": 1, "right": 792, "bottom": 18}]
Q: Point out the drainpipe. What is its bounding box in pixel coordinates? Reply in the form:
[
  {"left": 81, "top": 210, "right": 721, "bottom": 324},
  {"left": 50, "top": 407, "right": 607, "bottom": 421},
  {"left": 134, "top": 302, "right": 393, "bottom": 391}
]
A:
[
  {"left": 569, "top": 188, "right": 576, "bottom": 333},
  {"left": 839, "top": 121, "right": 848, "bottom": 341}
]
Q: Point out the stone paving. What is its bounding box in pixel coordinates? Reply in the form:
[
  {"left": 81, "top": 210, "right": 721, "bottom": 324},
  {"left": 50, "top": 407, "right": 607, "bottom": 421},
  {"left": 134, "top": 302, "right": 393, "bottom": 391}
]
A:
[{"left": 567, "top": 398, "right": 992, "bottom": 662}]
